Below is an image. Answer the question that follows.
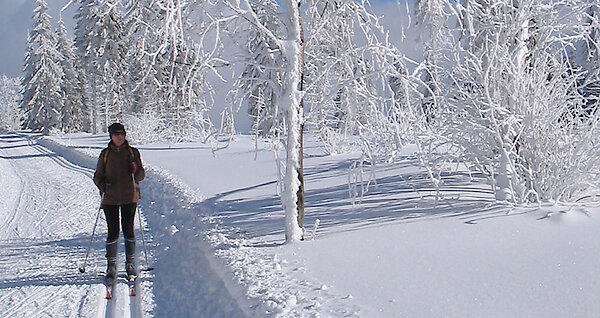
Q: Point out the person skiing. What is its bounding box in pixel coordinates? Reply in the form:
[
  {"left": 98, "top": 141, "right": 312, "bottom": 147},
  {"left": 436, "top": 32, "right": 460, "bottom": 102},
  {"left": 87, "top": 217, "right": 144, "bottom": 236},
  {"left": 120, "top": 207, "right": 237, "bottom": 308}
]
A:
[{"left": 93, "top": 123, "right": 145, "bottom": 286}]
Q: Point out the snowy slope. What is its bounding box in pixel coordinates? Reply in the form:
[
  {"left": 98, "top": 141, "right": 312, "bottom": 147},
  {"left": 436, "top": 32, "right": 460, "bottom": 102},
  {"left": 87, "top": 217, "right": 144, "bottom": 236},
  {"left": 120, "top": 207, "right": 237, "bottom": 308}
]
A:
[{"left": 1, "top": 131, "right": 600, "bottom": 317}]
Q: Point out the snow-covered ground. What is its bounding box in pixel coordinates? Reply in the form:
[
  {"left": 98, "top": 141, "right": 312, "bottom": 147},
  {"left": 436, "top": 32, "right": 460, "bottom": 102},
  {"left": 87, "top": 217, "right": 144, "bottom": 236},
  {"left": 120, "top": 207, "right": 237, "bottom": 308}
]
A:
[{"left": 1, "top": 131, "right": 599, "bottom": 317}]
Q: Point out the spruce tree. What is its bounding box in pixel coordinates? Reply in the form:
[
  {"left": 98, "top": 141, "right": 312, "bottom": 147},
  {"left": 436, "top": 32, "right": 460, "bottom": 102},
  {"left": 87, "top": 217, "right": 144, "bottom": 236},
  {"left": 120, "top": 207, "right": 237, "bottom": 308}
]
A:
[{"left": 26, "top": 0, "right": 64, "bottom": 134}]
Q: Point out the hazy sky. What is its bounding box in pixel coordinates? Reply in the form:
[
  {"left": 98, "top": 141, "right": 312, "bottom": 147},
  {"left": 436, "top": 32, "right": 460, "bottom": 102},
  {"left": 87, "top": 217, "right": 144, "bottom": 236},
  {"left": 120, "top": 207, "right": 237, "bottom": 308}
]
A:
[
  {"left": 0, "top": 0, "right": 419, "bottom": 78},
  {"left": 0, "top": 0, "right": 76, "bottom": 77}
]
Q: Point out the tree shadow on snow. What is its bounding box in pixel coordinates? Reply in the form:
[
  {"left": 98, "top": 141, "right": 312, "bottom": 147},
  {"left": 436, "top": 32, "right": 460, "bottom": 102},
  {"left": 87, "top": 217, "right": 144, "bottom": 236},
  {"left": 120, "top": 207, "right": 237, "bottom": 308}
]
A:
[{"left": 208, "top": 157, "right": 511, "bottom": 242}]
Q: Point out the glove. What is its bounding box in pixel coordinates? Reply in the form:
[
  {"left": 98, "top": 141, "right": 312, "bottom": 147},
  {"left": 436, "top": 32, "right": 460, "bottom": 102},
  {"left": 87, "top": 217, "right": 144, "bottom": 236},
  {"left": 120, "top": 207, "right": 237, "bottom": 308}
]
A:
[{"left": 130, "top": 161, "right": 138, "bottom": 174}]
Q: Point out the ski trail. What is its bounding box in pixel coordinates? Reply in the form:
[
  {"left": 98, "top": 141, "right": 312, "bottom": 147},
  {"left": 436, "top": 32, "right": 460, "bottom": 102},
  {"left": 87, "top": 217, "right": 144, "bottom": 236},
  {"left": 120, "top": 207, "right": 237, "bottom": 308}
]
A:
[
  {"left": 129, "top": 279, "right": 144, "bottom": 318},
  {"left": 0, "top": 137, "right": 26, "bottom": 238},
  {"left": 104, "top": 284, "right": 117, "bottom": 318},
  {"left": 94, "top": 285, "right": 106, "bottom": 318},
  {"left": 0, "top": 133, "right": 114, "bottom": 317}
]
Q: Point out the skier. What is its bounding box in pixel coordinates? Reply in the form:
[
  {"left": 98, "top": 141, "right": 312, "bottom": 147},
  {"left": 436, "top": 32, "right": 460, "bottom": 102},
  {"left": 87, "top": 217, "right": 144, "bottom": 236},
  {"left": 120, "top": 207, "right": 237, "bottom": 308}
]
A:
[{"left": 93, "top": 123, "right": 145, "bottom": 286}]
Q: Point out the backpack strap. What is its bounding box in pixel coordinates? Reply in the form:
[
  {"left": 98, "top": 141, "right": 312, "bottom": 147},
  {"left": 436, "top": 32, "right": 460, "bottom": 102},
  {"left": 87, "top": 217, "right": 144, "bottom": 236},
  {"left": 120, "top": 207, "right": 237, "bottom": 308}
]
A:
[{"left": 103, "top": 148, "right": 110, "bottom": 164}]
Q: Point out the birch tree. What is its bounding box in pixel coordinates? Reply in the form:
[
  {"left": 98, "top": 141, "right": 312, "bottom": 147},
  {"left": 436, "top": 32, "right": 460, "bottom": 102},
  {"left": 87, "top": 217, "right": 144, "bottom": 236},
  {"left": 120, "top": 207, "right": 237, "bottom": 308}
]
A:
[
  {"left": 224, "top": 0, "right": 416, "bottom": 241},
  {"left": 223, "top": 0, "right": 306, "bottom": 242}
]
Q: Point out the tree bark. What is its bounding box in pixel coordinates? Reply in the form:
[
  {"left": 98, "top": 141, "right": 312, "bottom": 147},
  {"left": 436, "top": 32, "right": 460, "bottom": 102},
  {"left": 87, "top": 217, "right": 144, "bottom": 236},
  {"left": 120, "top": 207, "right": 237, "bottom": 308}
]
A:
[{"left": 296, "top": 7, "right": 306, "bottom": 235}]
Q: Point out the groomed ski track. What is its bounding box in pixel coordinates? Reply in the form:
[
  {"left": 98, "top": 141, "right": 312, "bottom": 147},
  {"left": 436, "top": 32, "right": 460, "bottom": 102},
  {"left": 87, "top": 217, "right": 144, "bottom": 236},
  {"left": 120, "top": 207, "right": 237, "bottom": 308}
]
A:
[{"left": 0, "top": 132, "right": 255, "bottom": 317}]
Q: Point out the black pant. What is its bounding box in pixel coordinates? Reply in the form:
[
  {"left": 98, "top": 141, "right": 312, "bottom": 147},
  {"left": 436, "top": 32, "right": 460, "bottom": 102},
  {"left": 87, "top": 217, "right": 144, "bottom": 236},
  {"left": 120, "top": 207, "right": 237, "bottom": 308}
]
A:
[{"left": 104, "top": 203, "right": 136, "bottom": 242}]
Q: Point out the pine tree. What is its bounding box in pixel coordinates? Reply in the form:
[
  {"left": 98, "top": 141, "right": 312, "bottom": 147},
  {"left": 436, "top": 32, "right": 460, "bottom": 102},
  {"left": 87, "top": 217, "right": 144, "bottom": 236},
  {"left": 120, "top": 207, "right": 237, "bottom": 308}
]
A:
[
  {"left": 25, "top": 0, "right": 64, "bottom": 134},
  {"left": 0, "top": 75, "right": 25, "bottom": 132},
  {"left": 57, "top": 19, "right": 89, "bottom": 132},
  {"left": 74, "top": 0, "right": 98, "bottom": 132},
  {"left": 89, "top": 0, "right": 128, "bottom": 131},
  {"left": 21, "top": 32, "right": 35, "bottom": 129}
]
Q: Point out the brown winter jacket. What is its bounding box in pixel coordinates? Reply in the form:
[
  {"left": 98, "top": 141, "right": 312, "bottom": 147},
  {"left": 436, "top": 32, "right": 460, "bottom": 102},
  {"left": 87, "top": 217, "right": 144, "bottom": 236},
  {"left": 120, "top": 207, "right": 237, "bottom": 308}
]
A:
[{"left": 94, "top": 140, "right": 145, "bottom": 206}]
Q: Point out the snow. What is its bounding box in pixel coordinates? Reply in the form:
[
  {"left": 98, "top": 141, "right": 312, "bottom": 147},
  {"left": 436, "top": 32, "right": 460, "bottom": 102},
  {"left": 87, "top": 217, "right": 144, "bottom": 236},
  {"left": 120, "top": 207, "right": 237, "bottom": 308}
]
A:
[{"left": 1, "top": 131, "right": 600, "bottom": 317}]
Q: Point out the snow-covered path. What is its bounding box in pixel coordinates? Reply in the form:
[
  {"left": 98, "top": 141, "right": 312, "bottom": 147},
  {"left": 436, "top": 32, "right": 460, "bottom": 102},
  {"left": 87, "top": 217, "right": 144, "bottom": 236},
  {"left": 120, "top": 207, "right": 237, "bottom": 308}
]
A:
[
  {"left": 5, "top": 131, "right": 600, "bottom": 317},
  {"left": 0, "top": 133, "right": 146, "bottom": 318}
]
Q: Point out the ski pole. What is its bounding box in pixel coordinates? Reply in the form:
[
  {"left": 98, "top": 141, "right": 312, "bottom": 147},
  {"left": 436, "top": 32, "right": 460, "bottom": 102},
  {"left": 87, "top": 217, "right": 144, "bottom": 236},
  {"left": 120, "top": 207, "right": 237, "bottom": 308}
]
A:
[
  {"left": 132, "top": 173, "right": 154, "bottom": 271},
  {"left": 136, "top": 204, "right": 154, "bottom": 271},
  {"left": 79, "top": 193, "right": 104, "bottom": 274}
]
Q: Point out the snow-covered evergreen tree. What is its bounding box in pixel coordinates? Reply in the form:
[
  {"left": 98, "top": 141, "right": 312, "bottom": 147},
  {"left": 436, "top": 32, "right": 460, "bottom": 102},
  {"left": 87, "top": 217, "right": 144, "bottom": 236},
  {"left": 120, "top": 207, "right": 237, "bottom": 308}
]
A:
[
  {"left": 0, "top": 75, "right": 24, "bottom": 132},
  {"left": 74, "top": 0, "right": 99, "bottom": 133},
  {"left": 57, "top": 19, "right": 89, "bottom": 132},
  {"left": 89, "top": 0, "right": 128, "bottom": 132},
  {"left": 74, "top": 0, "right": 128, "bottom": 133},
  {"left": 25, "top": 0, "right": 64, "bottom": 135},
  {"left": 21, "top": 32, "right": 35, "bottom": 129}
]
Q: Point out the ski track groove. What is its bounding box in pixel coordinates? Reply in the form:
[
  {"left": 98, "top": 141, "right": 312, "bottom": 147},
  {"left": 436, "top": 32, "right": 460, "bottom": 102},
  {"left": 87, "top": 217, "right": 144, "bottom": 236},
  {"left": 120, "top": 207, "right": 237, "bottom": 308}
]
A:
[
  {"left": 0, "top": 133, "right": 132, "bottom": 318},
  {"left": 0, "top": 145, "right": 26, "bottom": 238},
  {"left": 1, "top": 286, "right": 47, "bottom": 317}
]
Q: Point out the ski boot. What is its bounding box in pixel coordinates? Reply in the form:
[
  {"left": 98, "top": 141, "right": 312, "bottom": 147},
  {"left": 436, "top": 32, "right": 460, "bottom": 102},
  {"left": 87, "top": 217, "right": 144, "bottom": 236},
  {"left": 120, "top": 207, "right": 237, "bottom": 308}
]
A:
[
  {"left": 126, "top": 261, "right": 137, "bottom": 281},
  {"left": 105, "top": 261, "right": 117, "bottom": 285}
]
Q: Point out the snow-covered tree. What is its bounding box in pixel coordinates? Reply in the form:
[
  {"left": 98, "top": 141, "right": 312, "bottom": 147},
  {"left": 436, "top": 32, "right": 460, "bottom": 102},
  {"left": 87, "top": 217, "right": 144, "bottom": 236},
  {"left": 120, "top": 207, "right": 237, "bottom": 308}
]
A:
[
  {"left": 21, "top": 32, "right": 35, "bottom": 128},
  {"left": 224, "top": 0, "right": 414, "bottom": 241},
  {"left": 136, "top": 0, "right": 224, "bottom": 143},
  {"left": 223, "top": 0, "right": 308, "bottom": 242},
  {"left": 581, "top": 2, "right": 600, "bottom": 79},
  {"left": 231, "top": 0, "right": 284, "bottom": 138},
  {"left": 0, "top": 75, "right": 24, "bottom": 132},
  {"left": 304, "top": 0, "right": 372, "bottom": 154},
  {"left": 123, "top": 0, "right": 161, "bottom": 115},
  {"left": 414, "top": 0, "right": 449, "bottom": 122},
  {"left": 91, "top": 0, "right": 128, "bottom": 131},
  {"left": 24, "top": 0, "right": 64, "bottom": 135},
  {"left": 120, "top": 0, "right": 169, "bottom": 142},
  {"left": 418, "top": 0, "right": 600, "bottom": 203},
  {"left": 74, "top": 0, "right": 128, "bottom": 133},
  {"left": 73, "top": 0, "right": 97, "bottom": 132},
  {"left": 303, "top": 0, "right": 422, "bottom": 163},
  {"left": 57, "top": 19, "right": 89, "bottom": 132}
]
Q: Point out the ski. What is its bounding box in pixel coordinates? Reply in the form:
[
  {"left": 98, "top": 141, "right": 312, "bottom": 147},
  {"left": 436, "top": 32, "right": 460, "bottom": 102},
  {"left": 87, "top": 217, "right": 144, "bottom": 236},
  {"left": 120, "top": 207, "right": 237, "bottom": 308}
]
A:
[
  {"left": 106, "top": 285, "right": 113, "bottom": 299},
  {"left": 127, "top": 275, "right": 137, "bottom": 297}
]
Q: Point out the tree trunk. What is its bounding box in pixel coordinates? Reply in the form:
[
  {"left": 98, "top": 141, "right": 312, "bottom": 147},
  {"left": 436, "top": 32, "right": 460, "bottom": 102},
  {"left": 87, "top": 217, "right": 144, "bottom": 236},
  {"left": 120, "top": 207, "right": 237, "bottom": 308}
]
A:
[
  {"left": 282, "top": 0, "right": 304, "bottom": 243},
  {"left": 297, "top": 122, "right": 305, "bottom": 231},
  {"left": 296, "top": 9, "right": 306, "bottom": 237}
]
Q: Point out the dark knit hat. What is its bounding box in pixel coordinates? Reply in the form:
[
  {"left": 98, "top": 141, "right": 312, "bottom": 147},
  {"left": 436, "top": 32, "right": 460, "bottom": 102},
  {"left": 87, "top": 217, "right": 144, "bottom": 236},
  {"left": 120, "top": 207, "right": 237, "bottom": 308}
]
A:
[{"left": 108, "top": 123, "right": 126, "bottom": 136}]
